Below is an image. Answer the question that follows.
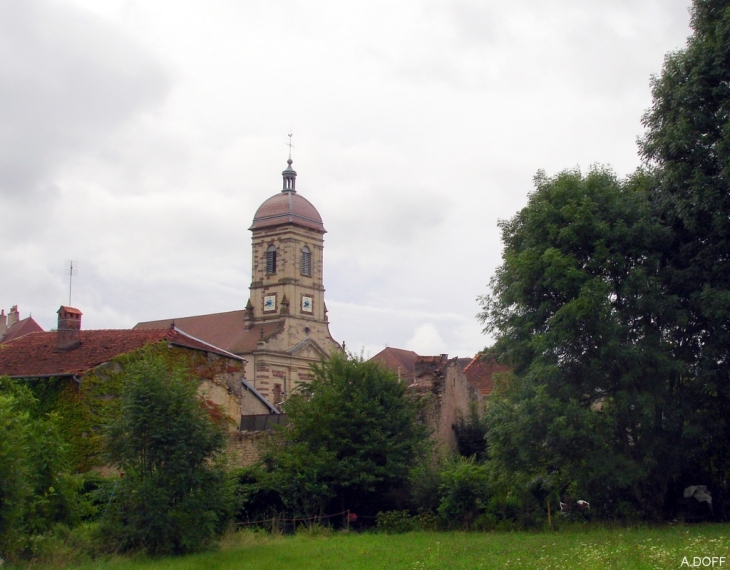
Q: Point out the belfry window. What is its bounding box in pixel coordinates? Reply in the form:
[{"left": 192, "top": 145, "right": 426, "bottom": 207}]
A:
[
  {"left": 301, "top": 246, "right": 311, "bottom": 277},
  {"left": 266, "top": 245, "right": 277, "bottom": 274}
]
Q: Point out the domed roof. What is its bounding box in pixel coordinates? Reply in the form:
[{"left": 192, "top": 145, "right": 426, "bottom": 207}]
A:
[
  {"left": 249, "top": 192, "right": 325, "bottom": 232},
  {"left": 249, "top": 158, "right": 325, "bottom": 232}
]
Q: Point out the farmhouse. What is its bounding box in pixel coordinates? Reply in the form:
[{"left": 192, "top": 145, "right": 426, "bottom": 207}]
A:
[{"left": 0, "top": 305, "right": 275, "bottom": 411}]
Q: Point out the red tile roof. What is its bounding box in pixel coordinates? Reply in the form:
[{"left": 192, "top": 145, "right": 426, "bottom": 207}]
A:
[
  {"left": 463, "top": 355, "right": 510, "bottom": 396},
  {"left": 370, "top": 347, "right": 419, "bottom": 383},
  {"left": 0, "top": 327, "right": 244, "bottom": 378},
  {"left": 1, "top": 316, "right": 43, "bottom": 343},
  {"left": 134, "top": 311, "right": 283, "bottom": 355}
]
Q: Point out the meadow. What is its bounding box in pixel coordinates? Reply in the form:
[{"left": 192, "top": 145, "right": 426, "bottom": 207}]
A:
[{"left": 19, "top": 524, "right": 730, "bottom": 570}]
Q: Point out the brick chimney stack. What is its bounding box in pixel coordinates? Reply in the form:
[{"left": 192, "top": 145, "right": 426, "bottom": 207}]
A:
[
  {"left": 57, "top": 306, "right": 82, "bottom": 351},
  {"left": 7, "top": 305, "right": 19, "bottom": 328},
  {"left": 0, "top": 309, "right": 6, "bottom": 339}
]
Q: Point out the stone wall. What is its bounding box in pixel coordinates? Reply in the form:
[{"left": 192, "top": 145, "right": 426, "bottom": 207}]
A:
[
  {"left": 409, "top": 355, "right": 482, "bottom": 454},
  {"left": 227, "top": 430, "right": 269, "bottom": 466}
]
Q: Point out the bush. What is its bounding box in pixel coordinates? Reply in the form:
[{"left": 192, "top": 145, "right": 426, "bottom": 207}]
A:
[
  {"left": 0, "top": 378, "right": 87, "bottom": 561},
  {"left": 437, "top": 457, "right": 490, "bottom": 530},
  {"left": 22, "top": 522, "right": 104, "bottom": 566},
  {"left": 408, "top": 459, "right": 443, "bottom": 515},
  {"left": 376, "top": 510, "right": 416, "bottom": 534},
  {"left": 232, "top": 466, "right": 285, "bottom": 528},
  {"left": 102, "top": 350, "right": 233, "bottom": 555}
]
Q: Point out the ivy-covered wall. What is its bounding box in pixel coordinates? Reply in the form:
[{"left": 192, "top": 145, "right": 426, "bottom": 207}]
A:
[{"left": 26, "top": 342, "right": 252, "bottom": 472}]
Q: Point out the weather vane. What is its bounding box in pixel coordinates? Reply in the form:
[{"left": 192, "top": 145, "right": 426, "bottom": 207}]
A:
[{"left": 287, "top": 132, "right": 295, "bottom": 160}]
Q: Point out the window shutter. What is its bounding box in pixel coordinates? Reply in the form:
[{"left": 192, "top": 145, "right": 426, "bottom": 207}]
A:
[
  {"left": 266, "top": 245, "right": 277, "bottom": 274},
  {"left": 301, "top": 246, "right": 311, "bottom": 276}
]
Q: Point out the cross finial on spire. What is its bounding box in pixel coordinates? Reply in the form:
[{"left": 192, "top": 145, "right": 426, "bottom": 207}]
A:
[
  {"left": 287, "top": 132, "right": 294, "bottom": 162},
  {"left": 282, "top": 132, "right": 297, "bottom": 192}
]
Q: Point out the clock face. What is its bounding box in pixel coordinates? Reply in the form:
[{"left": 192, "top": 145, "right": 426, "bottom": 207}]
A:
[
  {"left": 264, "top": 295, "right": 277, "bottom": 312},
  {"left": 301, "top": 295, "right": 313, "bottom": 313}
]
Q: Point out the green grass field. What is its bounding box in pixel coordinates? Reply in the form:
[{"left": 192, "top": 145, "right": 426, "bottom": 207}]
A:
[{"left": 18, "top": 524, "right": 730, "bottom": 570}]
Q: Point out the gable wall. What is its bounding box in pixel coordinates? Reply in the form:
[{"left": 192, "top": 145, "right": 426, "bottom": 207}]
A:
[{"left": 410, "top": 357, "right": 482, "bottom": 454}]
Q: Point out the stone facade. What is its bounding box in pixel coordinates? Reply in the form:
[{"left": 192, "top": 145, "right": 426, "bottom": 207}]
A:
[
  {"left": 193, "top": 350, "right": 274, "bottom": 428},
  {"left": 243, "top": 159, "right": 340, "bottom": 401},
  {"left": 409, "top": 355, "right": 482, "bottom": 453}
]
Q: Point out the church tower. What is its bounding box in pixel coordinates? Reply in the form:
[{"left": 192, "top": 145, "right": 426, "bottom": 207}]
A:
[
  {"left": 243, "top": 154, "right": 340, "bottom": 402},
  {"left": 248, "top": 157, "right": 327, "bottom": 327},
  {"left": 135, "top": 149, "right": 340, "bottom": 407}
]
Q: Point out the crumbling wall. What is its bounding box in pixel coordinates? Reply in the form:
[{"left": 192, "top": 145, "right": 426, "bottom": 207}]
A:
[{"left": 409, "top": 355, "right": 482, "bottom": 454}]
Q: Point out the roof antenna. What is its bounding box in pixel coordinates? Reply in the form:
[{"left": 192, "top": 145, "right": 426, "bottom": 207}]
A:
[{"left": 66, "top": 260, "right": 78, "bottom": 307}]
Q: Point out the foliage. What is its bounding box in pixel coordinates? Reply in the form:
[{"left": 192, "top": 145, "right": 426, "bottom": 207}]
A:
[
  {"left": 478, "top": 167, "right": 689, "bottom": 518},
  {"left": 231, "top": 465, "right": 285, "bottom": 528},
  {"left": 0, "top": 378, "right": 88, "bottom": 560},
  {"left": 453, "top": 402, "right": 489, "bottom": 462},
  {"left": 102, "top": 349, "right": 232, "bottom": 555},
  {"left": 436, "top": 456, "right": 490, "bottom": 529},
  {"left": 376, "top": 510, "right": 417, "bottom": 534},
  {"left": 0, "top": 385, "right": 32, "bottom": 554},
  {"left": 640, "top": 0, "right": 730, "bottom": 513},
  {"left": 408, "top": 458, "right": 444, "bottom": 515},
  {"left": 475, "top": 0, "right": 730, "bottom": 522},
  {"left": 262, "top": 352, "right": 428, "bottom": 521},
  {"left": 23, "top": 342, "right": 234, "bottom": 473}
]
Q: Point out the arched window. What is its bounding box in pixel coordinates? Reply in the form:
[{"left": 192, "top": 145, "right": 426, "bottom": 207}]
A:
[
  {"left": 301, "top": 246, "right": 311, "bottom": 277},
  {"left": 266, "top": 244, "right": 277, "bottom": 274}
]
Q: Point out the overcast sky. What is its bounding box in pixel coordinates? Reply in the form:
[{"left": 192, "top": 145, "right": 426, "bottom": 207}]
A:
[{"left": 1, "top": 0, "right": 693, "bottom": 359}]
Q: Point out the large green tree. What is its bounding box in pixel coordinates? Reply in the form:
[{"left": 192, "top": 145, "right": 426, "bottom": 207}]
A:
[
  {"left": 479, "top": 168, "right": 686, "bottom": 518},
  {"left": 263, "top": 353, "right": 428, "bottom": 521},
  {"left": 640, "top": 0, "right": 730, "bottom": 508},
  {"left": 103, "top": 350, "right": 232, "bottom": 555}
]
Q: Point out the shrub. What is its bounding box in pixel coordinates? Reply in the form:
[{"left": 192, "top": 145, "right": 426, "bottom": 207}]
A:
[
  {"left": 102, "top": 350, "right": 233, "bottom": 555},
  {"left": 0, "top": 378, "right": 85, "bottom": 561},
  {"left": 437, "top": 457, "right": 490, "bottom": 530},
  {"left": 376, "top": 510, "right": 416, "bottom": 534}
]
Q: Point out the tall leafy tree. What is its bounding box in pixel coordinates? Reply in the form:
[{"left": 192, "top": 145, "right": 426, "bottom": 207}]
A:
[
  {"left": 263, "top": 353, "right": 428, "bottom": 520},
  {"left": 640, "top": 0, "right": 730, "bottom": 506},
  {"left": 104, "top": 350, "right": 231, "bottom": 555},
  {"left": 479, "top": 168, "right": 685, "bottom": 518}
]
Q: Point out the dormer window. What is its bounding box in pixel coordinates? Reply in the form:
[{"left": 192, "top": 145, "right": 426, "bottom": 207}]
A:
[
  {"left": 266, "top": 245, "right": 277, "bottom": 274},
  {"left": 301, "top": 246, "right": 311, "bottom": 277}
]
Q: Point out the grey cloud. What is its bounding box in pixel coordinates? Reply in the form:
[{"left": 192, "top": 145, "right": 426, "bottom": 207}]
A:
[
  {"left": 397, "top": 0, "right": 691, "bottom": 94},
  {"left": 0, "top": 0, "right": 171, "bottom": 201},
  {"left": 334, "top": 183, "right": 452, "bottom": 244}
]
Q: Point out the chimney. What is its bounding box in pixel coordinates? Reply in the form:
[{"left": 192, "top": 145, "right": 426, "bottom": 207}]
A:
[
  {"left": 0, "top": 309, "right": 6, "bottom": 339},
  {"left": 57, "top": 306, "right": 82, "bottom": 351},
  {"left": 7, "top": 305, "right": 19, "bottom": 327}
]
